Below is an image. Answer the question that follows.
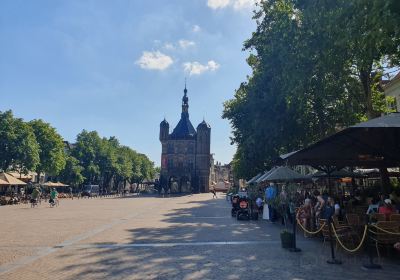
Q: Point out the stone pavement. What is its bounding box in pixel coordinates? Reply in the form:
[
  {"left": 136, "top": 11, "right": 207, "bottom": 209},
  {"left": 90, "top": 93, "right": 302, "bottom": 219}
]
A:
[{"left": 0, "top": 194, "right": 399, "bottom": 279}]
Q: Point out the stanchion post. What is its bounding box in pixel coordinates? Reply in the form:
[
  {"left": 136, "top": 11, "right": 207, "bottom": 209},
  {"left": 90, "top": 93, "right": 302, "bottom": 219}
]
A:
[
  {"left": 362, "top": 215, "right": 382, "bottom": 270},
  {"left": 290, "top": 212, "right": 301, "bottom": 252},
  {"left": 327, "top": 216, "right": 342, "bottom": 265}
]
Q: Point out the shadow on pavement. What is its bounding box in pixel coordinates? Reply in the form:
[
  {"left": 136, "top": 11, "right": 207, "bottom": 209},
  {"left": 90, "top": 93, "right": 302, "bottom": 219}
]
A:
[{"left": 55, "top": 197, "right": 400, "bottom": 280}]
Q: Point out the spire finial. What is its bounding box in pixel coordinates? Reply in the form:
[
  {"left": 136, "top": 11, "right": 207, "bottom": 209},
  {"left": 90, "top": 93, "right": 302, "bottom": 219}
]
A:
[{"left": 184, "top": 78, "right": 187, "bottom": 94}]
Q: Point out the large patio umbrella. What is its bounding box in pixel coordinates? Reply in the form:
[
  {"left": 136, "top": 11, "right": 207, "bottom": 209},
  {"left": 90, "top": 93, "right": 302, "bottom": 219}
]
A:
[
  {"left": 0, "top": 178, "right": 9, "bottom": 186},
  {"left": 0, "top": 173, "right": 27, "bottom": 185},
  {"left": 262, "top": 166, "right": 310, "bottom": 182},
  {"left": 282, "top": 113, "right": 400, "bottom": 168},
  {"left": 246, "top": 173, "right": 263, "bottom": 185},
  {"left": 255, "top": 167, "right": 279, "bottom": 184},
  {"left": 42, "top": 181, "right": 69, "bottom": 187},
  {"left": 310, "top": 169, "right": 365, "bottom": 179}
]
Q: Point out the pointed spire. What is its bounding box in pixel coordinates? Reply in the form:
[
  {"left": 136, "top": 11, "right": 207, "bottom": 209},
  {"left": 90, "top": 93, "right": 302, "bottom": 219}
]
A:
[
  {"left": 184, "top": 78, "right": 187, "bottom": 94},
  {"left": 181, "top": 80, "right": 189, "bottom": 118}
]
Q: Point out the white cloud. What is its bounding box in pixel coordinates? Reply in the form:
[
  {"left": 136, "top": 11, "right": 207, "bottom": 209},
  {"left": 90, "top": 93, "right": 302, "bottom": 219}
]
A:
[
  {"left": 192, "top": 25, "right": 201, "bottom": 33},
  {"left": 207, "top": 0, "right": 257, "bottom": 10},
  {"left": 233, "top": 0, "right": 257, "bottom": 10},
  {"left": 207, "top": 0, "right": 230, "bottom": 9},
  {"left": 183, "top": 60, "right": 220, "bottom": 75},
  {"left": 163, "top": 43, "right": 175, "bottom": 50},
  {"left": 178, "top": 39, "right": 196, "bottom": 49},
  {"left": 136, "top": 51, "right": 173, "bottom": 70}
]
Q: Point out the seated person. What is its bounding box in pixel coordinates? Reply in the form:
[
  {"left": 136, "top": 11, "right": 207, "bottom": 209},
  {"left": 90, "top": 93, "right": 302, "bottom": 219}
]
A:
[
  {"left": 366, "top": 197, "right": 379, "bottom": 214},
  {"left": 378, "top": 199, "right": 396, "bottom": 220}
]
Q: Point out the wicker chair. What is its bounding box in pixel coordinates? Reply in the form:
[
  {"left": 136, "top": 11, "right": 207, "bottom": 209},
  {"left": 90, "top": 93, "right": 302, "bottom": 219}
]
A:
[
  {"left": 320, "top": 218, "right": 355, "bottom": 252},
  {"left": 372, "top": 213, "right": 386, "bottom": 222},
  {"left": 346, "top": 213, "right": 360, "bottom": 225},
  {"left": 390, "top": 214, "right": 400, "bottom": 222},
  {"left": 369, "top": 221, "right": 400, "bottom": 263}
]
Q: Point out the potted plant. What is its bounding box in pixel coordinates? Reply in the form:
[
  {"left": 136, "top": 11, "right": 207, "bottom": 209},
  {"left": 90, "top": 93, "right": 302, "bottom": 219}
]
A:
[
  {"left": 270, "top": 183, "right": 298, "bottom": 249},
  {"left": 280, "top": 229, "right": 294, "bottom": 249}
]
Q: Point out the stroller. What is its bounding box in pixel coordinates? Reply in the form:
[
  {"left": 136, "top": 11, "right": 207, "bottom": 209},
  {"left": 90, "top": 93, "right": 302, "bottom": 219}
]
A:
[
  {"left": 231, "top": 194, "right": 240, "bottom": 217},
  {"left": 236, "top": 196, "right": 250, "bottom": 220}
]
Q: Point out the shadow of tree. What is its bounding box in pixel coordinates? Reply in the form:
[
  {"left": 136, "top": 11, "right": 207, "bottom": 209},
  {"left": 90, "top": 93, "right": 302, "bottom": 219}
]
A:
[{"left": 54, "top": 197, "right": 400, "bottom": 280}]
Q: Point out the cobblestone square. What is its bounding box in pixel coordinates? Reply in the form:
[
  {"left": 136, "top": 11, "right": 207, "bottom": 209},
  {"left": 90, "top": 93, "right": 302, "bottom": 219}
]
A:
[{"left": 0, "top": 194, "right": 398, "bottom": 279}]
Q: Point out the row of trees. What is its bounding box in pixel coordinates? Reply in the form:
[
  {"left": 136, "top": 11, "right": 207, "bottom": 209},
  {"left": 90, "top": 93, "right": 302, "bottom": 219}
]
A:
[
  {"left": 0, "top": 110, "right": 156, "bottom": 189},
  {"left": 223, "top": 0, "right": 400, "bottom": 179}
]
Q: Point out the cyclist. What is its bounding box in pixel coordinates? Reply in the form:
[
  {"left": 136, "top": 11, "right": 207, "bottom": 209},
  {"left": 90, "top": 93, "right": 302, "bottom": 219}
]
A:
[
  {"left": 50, "top": 188, "right": 59, "bottom": 207},
  {"left": 31, "top": 187, "right": 41, "bottom": 207}
]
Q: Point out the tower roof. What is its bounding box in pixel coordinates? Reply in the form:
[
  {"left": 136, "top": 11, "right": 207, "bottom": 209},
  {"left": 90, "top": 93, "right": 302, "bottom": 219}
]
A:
[
  {"left": 170, "top": 118, "right": 196, "bottom": 139},
  {"left": 170, "top": 84, "right": 196, "bottom": 139},
  {"left": 197, "top": 119, "right": 211, "bottom": 129},
  {"left": 160, "top": 118, "right": 169, "bottom": 126}
]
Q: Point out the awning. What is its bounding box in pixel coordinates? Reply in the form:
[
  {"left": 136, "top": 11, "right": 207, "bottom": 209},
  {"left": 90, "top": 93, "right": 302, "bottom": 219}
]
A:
[
  {"left": 262, "top": 166, "right": 310, "bottom": 182},
  {"left": 281, "top": 113, "right": 400, "bottom": 168}
]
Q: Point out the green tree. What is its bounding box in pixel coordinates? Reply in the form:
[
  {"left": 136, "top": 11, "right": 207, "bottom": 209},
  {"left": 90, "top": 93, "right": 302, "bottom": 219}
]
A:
[
  {"left": 29, "top": 119, "right": 66, "bottom": 181},
  {"left": 72, "top": 130, "right": 102, "bottom": 184},
  {"left": 223, "top": 0, "right": 400, "bottom": 178},
  {"left": 114, "top": 146, "right": 134, "bottom": 191},
  {"left": 0, "top": 110, "right": 39, "bottom": 173},
  {"left": 58, "top": 155, "right": 85, "bottom": 187}
]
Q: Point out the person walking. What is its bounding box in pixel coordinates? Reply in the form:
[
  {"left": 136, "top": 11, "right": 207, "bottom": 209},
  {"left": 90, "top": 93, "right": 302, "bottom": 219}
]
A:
[
  {"left": 69, "top": 187, "right": 73, "bottom": 200},
  {"left": 211, "top": 187, "right": 217, "bottom": 199}
]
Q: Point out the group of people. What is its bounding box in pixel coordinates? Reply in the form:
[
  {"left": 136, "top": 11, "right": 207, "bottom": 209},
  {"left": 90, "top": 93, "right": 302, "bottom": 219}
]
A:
[{"left": 296, "top": 188, "right": 400, "bottom": 235}]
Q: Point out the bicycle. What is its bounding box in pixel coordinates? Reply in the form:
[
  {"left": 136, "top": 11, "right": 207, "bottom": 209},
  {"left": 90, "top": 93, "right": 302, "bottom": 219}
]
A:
[{"left": 30, "top": 198, "right": 38, "bottom": 208}]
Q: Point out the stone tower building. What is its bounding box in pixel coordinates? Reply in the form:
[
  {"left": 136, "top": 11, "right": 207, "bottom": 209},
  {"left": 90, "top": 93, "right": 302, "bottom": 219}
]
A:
[{"left": 159, "top": 86, "right": 211, "bottom": 193}]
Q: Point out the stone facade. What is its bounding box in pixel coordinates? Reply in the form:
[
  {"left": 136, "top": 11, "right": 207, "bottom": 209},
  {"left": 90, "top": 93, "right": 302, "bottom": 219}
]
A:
[{"left": 159, "top": 86, "right": 211, "bottom": 193}]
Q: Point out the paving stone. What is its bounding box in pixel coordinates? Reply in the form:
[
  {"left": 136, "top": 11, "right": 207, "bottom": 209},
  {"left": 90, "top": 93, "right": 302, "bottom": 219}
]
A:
[{"left": 0, "top": 194, "right": 398, "bottom": 279}]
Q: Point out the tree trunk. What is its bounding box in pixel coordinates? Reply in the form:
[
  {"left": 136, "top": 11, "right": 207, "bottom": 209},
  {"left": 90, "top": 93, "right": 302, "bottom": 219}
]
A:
[
  {"left": 359, "top": 69, "right": 378, "bottom": 119},
  {"left": 36, "top": 170, "right": 41, "bottom": 183}
]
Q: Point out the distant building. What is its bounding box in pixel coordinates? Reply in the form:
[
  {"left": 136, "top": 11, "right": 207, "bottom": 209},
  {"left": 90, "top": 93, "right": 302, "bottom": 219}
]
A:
[
  {"left": 384, "top": 72, "right": 400, "bottom": 112},
  {"left": 211, "top": 161, "right": 233, "bottom": 192},
  {"left": 159, "top": 85, "right": 211, "bottom": 193}
]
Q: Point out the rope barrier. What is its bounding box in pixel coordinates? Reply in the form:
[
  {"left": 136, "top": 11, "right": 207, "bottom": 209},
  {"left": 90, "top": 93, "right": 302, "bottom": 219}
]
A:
[
  {"left": 331, "top": 224, "right": 368, "bottom": 253},
  {"left": 296, "top": 218, "right": 325, "bottom": 235},
  {"left": 370, "top": 224, "right": 400, "bottom": 235}
]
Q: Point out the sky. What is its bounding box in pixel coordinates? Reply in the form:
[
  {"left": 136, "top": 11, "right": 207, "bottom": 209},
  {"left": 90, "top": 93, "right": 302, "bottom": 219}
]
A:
[{"left": 0, "top": 0, "right": 257, "bottom": 166}]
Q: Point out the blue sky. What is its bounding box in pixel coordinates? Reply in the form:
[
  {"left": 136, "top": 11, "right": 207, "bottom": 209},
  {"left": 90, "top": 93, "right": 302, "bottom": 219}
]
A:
[{"left": 0, "top": 0, "right": 256, "bottom": 166}]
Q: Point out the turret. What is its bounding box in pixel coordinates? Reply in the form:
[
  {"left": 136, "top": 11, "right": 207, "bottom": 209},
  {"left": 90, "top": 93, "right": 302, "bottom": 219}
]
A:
[
  {"left": 196, "top": 120, "right": 211, "bottom": 154},
  {"left": 159, "top": 118, "right": 169, "bottom": 141}
]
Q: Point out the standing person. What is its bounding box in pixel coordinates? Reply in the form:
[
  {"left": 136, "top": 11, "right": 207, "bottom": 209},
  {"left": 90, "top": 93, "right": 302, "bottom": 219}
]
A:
[
  {"left": 211, "top": 187, "right": 217, "bottom": 199},
  {"left": 69, "top": 187, "right": 73, "bottom": 200},
  {"left": 266, "top": 182, "right": 277, "bottom": 222},
  {"left": 256, "top": 196, "right": 263, "bottom": 216},
  {"left": 297, "top": 198, "right": 313, "bottom": 237},
  {"left": 161, "top": 187, "right": 165, "bottom": 198}
]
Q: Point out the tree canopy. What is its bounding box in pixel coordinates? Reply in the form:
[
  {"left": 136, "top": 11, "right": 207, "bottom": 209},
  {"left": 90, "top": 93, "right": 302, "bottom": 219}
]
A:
[
  {"left": 223, "top": 0, "right": 400, "bottom": 179},
  {"left": 0, "top": 110, "right": 39, "bottom": 173},
  {"left": 0, "top": 110, "right": 156, "bottom": 190},
  {"left": 29, "top": 119, "right": 66, "bottom": 180}
]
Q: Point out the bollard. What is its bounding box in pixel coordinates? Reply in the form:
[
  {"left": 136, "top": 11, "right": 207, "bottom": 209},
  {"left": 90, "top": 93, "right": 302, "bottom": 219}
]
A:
[
  {"left": 289, "top": 212, "right": 301, "bottom": 252},
  {"left": 327, "top": 217, "right": 342, "bottom": 265}
]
